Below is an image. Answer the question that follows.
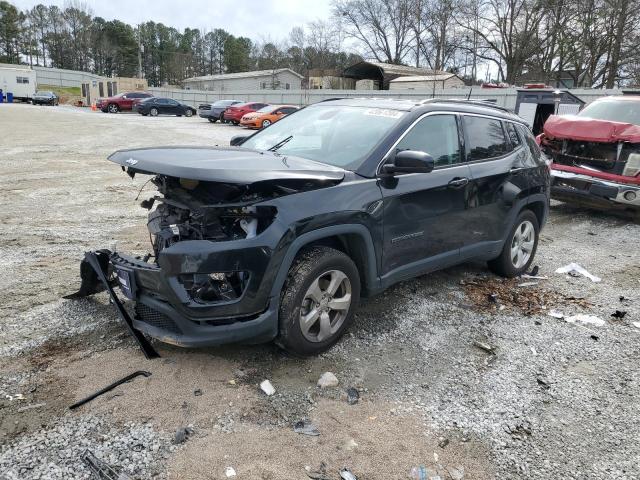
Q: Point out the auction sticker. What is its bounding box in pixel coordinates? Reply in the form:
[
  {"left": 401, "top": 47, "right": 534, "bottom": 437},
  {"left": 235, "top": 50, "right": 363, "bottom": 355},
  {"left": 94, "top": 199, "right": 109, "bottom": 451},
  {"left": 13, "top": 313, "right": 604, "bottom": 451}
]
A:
[{"left": 364, "top": 108, "right": 404, "bottom": 118}]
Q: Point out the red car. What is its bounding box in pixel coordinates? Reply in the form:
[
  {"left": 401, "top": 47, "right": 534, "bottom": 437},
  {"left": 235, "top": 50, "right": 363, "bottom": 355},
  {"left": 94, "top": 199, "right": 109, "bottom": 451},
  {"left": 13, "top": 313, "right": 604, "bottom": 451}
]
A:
[
  {"left": 96, "top": 92, "right": 153, "bottom": 113},
  {"left": 223, "top": 102, "right": 269, "bottom": 125},
  {"left": 539, "top": 95, "right": 640, "bottom": 212}
]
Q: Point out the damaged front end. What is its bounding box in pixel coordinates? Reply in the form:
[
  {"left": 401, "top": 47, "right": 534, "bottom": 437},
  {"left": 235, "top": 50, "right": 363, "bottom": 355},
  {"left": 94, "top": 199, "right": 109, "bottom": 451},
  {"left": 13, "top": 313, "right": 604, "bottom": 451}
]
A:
[
  {"left": 540, "top": 115, "right": 640, "bottom": 210},
  {"left": 68, "top": 146, "right": 344, "bottom": 351}
]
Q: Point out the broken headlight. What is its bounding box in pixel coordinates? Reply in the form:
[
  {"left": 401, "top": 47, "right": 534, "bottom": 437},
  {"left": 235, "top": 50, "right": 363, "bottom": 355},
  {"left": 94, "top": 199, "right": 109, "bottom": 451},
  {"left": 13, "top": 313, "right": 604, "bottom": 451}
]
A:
[
  {"left": 622, "top": 152, "right": 640, "bottom": 177},
  {"left": 178, "top": 272, "right": 249, "bottom": 304}
]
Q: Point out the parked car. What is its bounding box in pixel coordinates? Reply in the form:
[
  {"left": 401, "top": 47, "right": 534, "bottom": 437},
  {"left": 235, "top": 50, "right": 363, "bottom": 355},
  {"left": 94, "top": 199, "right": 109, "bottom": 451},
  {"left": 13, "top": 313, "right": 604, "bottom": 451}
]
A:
[
  {"left": 134, "top": 97, "right": 196, "bottom": 117},
  {"left": 71, "top": 98, "right": 549, "bottom": 356},
  {"left": 32, "top": 91, "right": 58, "bottom": 106},
  {"left": 199, "top": 99, "right": 243, "bottom": 123},
  {"left": 240, "top": 104, "right": 299, "bottom": 129},
  {"left": 538, "top": 95, "right": 640, "bottom": 212},
  {"left": 96, "top": 92, "right": 153, "bottom": 113},
  {"left": 223, "top": 102, "right": 270, "bottom": 125}
]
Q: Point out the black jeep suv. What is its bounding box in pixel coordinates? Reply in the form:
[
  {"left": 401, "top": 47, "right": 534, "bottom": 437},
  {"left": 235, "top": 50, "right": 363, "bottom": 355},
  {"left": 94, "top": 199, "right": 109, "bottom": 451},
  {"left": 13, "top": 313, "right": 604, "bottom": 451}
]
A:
[{"left": 73, "top": 98, "right": 549, "bottom": 356}]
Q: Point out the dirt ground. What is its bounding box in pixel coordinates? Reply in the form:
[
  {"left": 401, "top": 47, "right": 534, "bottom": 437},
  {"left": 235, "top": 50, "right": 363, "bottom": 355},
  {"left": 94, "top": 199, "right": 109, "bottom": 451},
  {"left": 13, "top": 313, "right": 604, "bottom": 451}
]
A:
[{"left": 1, "top": 104, "right": 639, "bottom": 480}]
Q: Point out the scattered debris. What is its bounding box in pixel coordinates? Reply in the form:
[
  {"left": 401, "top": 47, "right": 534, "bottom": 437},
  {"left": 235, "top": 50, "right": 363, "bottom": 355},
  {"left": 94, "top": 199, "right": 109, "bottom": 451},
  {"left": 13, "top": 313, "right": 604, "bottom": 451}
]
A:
[
  {"left": 438, "top": 437, "right": 449, "bottom": 448},
  {"left": 611, "top": 310, "right": 627, "bottom": 320},
  {"left": 193, "top": 389, "right": 203, "bottom": 396},
  {"left": 4, "top": 393, "right": 24, "bottom": 402},
  {"left": 487, "top": 293, "right": 498, "bottom": 304},
  {"left": 633, "top": 322, "right": 640, "bottom": 329},
  {"left": 69, "top": 370, "right": 151, "bottom": 410},
  {"left": 548, "top": 310, "right": 564, "bottom": 319},
  {"left": 17, "top": 402, "right": 46, "bottom": 413},
  {"left": 339, "top": 468, "right": 358, "bottom": 480},
  {"left": 173, "top": 427, "right": 193, "bottom": 444},
  {"left": 305, "top": 462, "right": 331, "bottom": 480},
  {"left": 555, "top": 263, "right": 601, "bottom": 283},
  {"left": 447, "top": 466, "right": 465, "bottom": 480},
  {"left": 410, "top": 466, "right": 429, "bottom": 479},
  {"left": 528, "top": 265, "right": 540, "bottom": 276},
  {"left": 294, "top": 420, "right": 320, "bottom": 436},
  {"left": 522, "top": 274, "right": 548, "bottom": 280},
  {"left": 565, "top": 314, "right": 606, "bottom": 327},
  {"left": 536, "top": 377, "right": 551, "bottom": 390},
  {"left": 473, "top": 340, "right": 495, "bottom": 354},
  {"left": 517, "top": 281, "right": 538, "bottom": 287},
  {"left": 341, "top": 438, "right": 358, "bottom": 451},
  {"left": 81, "top": 449, "right": 131, "bottom": 480},
  {"left": 505, "top": 421, "right": 532, "bottom": 439},
  {"left": 260, "top": 379, "right": 276, "bottom": 396},
  {"left": 224, "top": 466, "right": 237, "bottom": 477},
  {"left": 591, "top": 334, "right": 599, "bottom": 341},
  {"left": 346, "top": 387, "right": 360, "bottom": 405},
  {"left": 317, "top": 372, "right": 339, "bottom": 388}
]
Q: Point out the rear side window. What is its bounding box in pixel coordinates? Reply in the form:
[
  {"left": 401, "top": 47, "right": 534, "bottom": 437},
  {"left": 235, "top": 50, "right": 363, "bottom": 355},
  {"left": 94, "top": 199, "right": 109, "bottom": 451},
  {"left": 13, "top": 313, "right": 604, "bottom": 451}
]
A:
[
  {"left": 505, "top": 122, "right": 521, "bottom": 148},
  {"left": 517, "top": 124, "right": 542, "bottom": 161},
  {"left": 395, "top": 114, "right": 461, "bottom": 167},
  {"left": 463, "top": 116, "right": 509, "bottom": 161}
]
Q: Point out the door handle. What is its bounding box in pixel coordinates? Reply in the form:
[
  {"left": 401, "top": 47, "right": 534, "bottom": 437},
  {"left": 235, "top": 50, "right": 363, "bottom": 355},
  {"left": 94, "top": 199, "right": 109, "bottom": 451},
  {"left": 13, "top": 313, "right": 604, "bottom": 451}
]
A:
[{"left": 448, "top": 177, "right": 469, "bottom": 188}]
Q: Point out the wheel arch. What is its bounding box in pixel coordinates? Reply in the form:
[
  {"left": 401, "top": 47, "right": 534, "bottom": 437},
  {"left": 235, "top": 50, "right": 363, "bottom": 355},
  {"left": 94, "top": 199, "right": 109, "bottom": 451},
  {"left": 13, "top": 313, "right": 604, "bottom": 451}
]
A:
[{"left": 270, "top": 224, "right": 380, "bottom": 300}]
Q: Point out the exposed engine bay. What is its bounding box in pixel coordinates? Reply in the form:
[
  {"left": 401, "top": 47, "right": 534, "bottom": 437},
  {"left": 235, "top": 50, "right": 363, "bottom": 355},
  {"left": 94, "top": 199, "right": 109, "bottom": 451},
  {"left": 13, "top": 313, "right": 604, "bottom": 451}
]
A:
[{"left": 541, "top": 137, "right": 640, "bottom": 175}]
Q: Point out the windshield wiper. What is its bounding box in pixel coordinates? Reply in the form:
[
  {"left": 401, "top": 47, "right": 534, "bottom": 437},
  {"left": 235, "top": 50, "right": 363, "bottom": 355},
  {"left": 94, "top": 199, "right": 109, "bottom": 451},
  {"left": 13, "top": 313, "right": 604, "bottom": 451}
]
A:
[{"left": 267, "top": 135, "right": 293, "bottom": 152}]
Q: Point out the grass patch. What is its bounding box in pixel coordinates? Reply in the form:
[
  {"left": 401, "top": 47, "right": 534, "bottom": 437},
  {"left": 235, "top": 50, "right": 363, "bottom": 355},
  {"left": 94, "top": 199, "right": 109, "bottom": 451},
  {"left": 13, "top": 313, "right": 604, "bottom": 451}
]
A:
[{"left": 37, "top": 84, "right": 81, "bottom": 96}]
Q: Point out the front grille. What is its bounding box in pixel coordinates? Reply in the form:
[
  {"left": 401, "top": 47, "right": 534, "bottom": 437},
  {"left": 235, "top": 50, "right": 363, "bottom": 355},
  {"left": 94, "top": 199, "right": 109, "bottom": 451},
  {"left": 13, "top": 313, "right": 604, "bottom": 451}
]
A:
[
  {"left": 135, "top": 303, "right": 182, "bottom": 334},
  {"left": 198, "top": 104, "right": 211, "bottom": 110}
]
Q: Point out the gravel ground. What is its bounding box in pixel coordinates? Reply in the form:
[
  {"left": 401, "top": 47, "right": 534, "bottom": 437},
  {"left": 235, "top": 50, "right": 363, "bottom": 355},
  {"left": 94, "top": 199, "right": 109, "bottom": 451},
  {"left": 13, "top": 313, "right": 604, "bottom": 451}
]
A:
[{"left": 1, "top": 103, "right": 639, "bottom": 479}]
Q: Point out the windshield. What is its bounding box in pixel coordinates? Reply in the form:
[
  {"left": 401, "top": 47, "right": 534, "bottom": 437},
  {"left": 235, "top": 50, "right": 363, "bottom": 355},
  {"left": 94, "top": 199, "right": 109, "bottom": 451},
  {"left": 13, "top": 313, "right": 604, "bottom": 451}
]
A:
[
  {"left": 241, "top": 105, "right": 406, "bottom": 169},
  {"left": 578, "top": 99, "right": 640, "bottom": 126},
  {"left": 256, "top": 106, "right": 275, "bottom": 113},
  {"left": 36, "top": 91, "right": 52, "bottom": 96}
]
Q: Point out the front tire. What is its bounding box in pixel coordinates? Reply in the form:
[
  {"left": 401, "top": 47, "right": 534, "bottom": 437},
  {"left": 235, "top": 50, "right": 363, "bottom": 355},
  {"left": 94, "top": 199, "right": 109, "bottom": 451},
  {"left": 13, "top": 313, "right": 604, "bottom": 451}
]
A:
[
  {"left": 149, "top": 107, "right": 159, "bottom": 117},
  {"left": 277, "top": 246, "right": 360, "bottom": 356},
  {"left": 261, "top": 119, "right": 271, "bottom": 128},
  {"left": 488, "top": 210, "right": 539, "bottom": 277}
]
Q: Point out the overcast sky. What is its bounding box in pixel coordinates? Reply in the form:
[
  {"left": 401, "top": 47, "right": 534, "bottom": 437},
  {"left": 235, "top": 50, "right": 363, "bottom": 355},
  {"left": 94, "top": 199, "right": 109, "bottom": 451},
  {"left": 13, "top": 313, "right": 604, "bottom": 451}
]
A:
[{"left": 11, "top": 0, "right": 335, "bottom": 42}]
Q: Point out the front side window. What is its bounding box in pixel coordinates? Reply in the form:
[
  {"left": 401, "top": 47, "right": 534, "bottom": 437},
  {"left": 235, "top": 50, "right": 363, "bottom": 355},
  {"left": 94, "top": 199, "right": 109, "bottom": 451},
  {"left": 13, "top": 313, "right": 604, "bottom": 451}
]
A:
[
  {"left": 463, "top": 116, "right": 509, "bottom": 161},
  {"left": 241, "top": 105, "right": 406, "bottom": 170},
  {"left": 395, "top": 114, "right": 461, "bottom": 168}
]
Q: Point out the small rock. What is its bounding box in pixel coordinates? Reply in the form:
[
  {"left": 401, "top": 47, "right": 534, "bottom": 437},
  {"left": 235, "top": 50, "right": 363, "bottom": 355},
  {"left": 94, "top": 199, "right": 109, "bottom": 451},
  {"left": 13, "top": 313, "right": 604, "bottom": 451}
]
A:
[
  {"left": 294, "top": 420, "right": 320, "bottom": 436},
  {"left": 438, "top": 437, "right": 449, "bottom": 448},
  {"left": 472, "top": 341, "right": 495, "bottom": 354},
  {"left": 339, "top": 468, "right": 357, "bottom": 480},
  {"left": 448, "top": 466, "right": 465, "bottom": 480},
  {"left": 260, "top": 379, "right": 276, "bottom": 396},
  {"left": 193, "top": 389, "right": 203, "bottom": 396},
  {"left": 225, "top": 466, "right": 237, "bottom": 477},
  {"left": 342, "top": 438, "right": 358, "bottom": 451},
  {"left": 317, "top": 372, "right": 339, "bottom": 388},
  {"left": 346, "top": 387, "right": 359, "bottom": 405},
  {"left": 173, "top": 427, "right": 193, "bottom": 444}
]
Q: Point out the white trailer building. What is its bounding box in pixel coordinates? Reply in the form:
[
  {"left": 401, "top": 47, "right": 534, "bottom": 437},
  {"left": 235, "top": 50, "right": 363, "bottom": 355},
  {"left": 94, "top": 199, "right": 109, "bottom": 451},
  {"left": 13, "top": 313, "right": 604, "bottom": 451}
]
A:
[
  {"left": 0, "top": 63, "right": 36, "bottom": 102},
  {"left": 182, "top": 68, "right": 303, "bottom": 91},
  {"left": 389, "top": 73, "right": 465, "bottom": 90}
]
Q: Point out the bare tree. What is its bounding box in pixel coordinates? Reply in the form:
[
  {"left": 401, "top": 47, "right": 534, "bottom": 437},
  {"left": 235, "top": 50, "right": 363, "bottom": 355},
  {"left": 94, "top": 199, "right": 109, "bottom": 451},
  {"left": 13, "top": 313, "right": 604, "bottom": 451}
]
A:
[{"left": 333, "top": 0, "right": 414, "bottom": 63}]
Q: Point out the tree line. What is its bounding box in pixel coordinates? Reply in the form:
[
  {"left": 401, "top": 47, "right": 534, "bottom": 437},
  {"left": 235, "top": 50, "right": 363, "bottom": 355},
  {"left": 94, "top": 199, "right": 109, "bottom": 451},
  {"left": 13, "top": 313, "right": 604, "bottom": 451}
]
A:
[{"left": 1, "top": 0, "right": 638, "bottom": 88}]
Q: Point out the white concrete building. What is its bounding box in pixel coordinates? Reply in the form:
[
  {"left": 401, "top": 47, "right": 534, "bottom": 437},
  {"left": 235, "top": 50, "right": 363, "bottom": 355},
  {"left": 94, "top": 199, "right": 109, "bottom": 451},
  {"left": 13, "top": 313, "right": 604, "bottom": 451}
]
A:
[
  {"left": 183, "top": 69, "right": 303, "bottom": 91},
  {"left": 389, "top": 73, "right": 465, "bottom": 90}
]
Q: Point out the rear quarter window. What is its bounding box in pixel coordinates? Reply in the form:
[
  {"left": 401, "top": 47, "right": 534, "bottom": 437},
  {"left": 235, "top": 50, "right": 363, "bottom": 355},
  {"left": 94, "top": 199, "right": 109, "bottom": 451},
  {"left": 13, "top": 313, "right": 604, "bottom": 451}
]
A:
[{"left": 463, "top": 116, "right": 509, "bottom": 161}]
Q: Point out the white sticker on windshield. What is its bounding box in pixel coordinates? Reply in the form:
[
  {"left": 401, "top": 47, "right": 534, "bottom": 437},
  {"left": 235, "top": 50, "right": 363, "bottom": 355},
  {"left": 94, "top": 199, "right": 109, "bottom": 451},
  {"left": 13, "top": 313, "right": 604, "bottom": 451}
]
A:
[{"left": 364, "top": 108, "right": 403, "bottom": 118}]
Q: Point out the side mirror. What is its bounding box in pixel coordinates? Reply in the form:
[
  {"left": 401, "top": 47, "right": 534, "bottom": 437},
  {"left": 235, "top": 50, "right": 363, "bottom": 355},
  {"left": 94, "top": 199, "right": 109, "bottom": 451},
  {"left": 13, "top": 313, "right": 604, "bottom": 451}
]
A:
[
  {"left": 230, "top": 135, "right": 249, "bottom": 146},
  {"left": 381, "top": 150, "right": 435, "bottom": 175}
]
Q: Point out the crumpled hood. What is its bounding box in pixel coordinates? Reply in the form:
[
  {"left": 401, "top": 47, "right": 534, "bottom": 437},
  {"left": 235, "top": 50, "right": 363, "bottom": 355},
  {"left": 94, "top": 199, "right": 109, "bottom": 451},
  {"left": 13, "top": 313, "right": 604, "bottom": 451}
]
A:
[
  {"left": 108, "top": 146, "right": 346, "bottom": 183},
  {"left": 544, "top": 115, "right": 640, "bottom": 143}
]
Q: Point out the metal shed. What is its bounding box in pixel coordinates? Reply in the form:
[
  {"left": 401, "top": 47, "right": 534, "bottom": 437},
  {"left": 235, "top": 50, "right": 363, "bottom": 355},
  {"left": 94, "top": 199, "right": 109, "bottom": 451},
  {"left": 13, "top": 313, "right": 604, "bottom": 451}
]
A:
[
  {"left": 343, "top": 61, "right": 446, "bottom": 90},
  {"left": 515, "top": 88, "right": 585, "bottom": 135}
]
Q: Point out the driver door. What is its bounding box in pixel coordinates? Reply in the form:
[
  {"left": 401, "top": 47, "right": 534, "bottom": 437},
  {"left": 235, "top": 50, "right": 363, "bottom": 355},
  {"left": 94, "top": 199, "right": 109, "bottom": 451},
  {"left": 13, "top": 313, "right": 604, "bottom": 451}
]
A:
[{"left": 379, "top": 113, "right": 473, "bottom": 281}]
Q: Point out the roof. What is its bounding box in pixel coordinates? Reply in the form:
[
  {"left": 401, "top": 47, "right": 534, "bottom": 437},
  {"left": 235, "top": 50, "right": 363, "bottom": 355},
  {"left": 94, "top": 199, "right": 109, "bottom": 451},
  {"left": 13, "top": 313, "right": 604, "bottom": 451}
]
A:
[
  {"left": 344, "top": 61, "right": 446, "bottom": 78},
  {"left": 390, "top": 74, "right": 462, "bottom": 83},
  {"left": 183, "top": 68, "right": 303, "bottom": 83},
  {"left": 0, "top": 62, "right": 33, "bottom": 71}
]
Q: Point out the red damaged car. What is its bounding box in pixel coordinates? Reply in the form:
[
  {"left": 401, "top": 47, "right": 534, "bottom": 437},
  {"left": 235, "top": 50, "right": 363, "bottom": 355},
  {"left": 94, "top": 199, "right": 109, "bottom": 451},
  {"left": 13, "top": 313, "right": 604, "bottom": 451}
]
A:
[
  {"left": 539, "top": 95, "right": 640, "bottom": 212},
  {"left": 223, "top": 102, "right": 269, "bottom": 125}
]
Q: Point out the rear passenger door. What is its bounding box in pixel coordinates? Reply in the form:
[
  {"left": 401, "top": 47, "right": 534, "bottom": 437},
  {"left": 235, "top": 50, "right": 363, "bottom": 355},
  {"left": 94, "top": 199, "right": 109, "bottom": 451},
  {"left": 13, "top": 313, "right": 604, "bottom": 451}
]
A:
[
  {"left": 462, "top": 115, "right": 530, "bottom": 258},
  {"left": 379, "top": 113, "right": 473, "bottom": 281}
]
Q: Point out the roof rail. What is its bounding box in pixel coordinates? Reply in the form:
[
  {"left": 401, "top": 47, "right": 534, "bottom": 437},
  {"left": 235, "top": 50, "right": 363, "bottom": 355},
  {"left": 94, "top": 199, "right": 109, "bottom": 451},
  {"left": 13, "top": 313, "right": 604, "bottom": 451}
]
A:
[{"left": 416, "top": 98, "right": 512, "bottom": 113}]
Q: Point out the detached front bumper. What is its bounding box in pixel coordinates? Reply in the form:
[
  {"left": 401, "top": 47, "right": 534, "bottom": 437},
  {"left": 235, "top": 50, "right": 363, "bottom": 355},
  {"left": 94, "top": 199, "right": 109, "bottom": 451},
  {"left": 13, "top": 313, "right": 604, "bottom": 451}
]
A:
[{"left": 551, "top": 168, "right": 640, "bottom": 209}]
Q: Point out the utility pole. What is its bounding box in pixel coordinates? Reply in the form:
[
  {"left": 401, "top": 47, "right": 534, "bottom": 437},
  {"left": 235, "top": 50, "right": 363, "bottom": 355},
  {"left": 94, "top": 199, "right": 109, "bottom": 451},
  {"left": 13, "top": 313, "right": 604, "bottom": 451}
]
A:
[{"left": 137, "top": 24, "right": 143, "bottom": 79}]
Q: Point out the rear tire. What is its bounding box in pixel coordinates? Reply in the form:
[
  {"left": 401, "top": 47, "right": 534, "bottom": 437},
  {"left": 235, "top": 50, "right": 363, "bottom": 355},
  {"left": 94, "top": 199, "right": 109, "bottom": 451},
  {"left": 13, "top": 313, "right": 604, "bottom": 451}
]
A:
[
  {"left": 185, "top": 109, "right": 193, "bottom": 117},
  {"left": 150, "top": 107, "right": 159, "bottom": 117},
  {"left": 208, "top": 118, "right": 216, "bottom": 123},
  {"left": 276, "top": 246, "right": 360, "bottom": 356},
  {"left": 488, "top": 210, "right": 539, "bottom": 277},
  {"left": 262, "top": 119, "right": 271, "bottom": 128},
  {"left": 107, "top": 103, "right": 119, "bottom": 113},
  {"left": 232, "top": 120, "right": 239, "bottom": 125}
]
